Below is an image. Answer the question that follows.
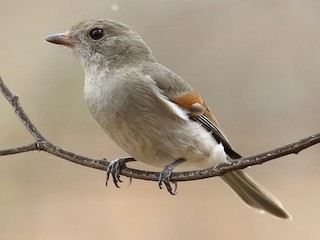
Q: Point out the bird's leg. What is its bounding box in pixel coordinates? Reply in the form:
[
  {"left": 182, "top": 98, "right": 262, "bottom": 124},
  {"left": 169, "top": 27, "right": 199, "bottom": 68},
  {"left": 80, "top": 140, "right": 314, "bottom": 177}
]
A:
[
  {"left": 158, "top": 158, "right": 185, "bottom": 195},
  {"left": 106, "top": 157, "right": 136, "bottom": 188}
]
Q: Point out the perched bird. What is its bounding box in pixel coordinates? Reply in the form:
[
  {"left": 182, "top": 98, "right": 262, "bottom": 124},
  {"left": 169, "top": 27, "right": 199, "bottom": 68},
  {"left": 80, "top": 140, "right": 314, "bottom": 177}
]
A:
[{"left": 46, "top": 19, "right": 291, "bottom": 219}]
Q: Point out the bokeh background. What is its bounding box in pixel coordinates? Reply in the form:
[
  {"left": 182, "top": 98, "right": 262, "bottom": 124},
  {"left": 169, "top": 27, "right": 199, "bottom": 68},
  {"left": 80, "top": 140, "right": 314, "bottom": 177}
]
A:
[{"left": 1, "top": 0, "right": 320, "bottom": 239}]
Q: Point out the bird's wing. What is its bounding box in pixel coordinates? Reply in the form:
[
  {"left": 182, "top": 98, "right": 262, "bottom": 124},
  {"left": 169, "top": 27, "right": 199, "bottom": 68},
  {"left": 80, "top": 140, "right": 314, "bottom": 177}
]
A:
[
  {"left": 171, "top": 91, "right": 242, "bottom": 159},
  {"left": 142, "top": 62, "right": 242, "bottom": 159}
]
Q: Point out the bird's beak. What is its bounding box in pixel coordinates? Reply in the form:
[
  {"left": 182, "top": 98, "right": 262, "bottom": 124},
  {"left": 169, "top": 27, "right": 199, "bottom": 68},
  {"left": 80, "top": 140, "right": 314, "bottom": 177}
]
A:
[{"left": 46, "top": 33, "right": 78, "bottom": 47}]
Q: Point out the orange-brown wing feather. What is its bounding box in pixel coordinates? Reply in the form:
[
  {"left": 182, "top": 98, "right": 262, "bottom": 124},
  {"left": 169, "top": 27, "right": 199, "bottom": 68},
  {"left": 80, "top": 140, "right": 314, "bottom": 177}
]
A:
[
  {"left": 172, "top": 92, "right": 241, "bottom": 159},
  {"left": 172, "top": 92, "right": 219, "bottom": 125}
]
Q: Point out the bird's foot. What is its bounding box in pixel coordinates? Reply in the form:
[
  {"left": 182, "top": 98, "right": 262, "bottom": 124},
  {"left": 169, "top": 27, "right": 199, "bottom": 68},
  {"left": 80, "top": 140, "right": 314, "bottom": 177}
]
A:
[
  {"left": 106, "top": 157, "right": 136, "bottom": 187},
  {"left": 158, "top": 158, "right": 185, "bottom": 195}
]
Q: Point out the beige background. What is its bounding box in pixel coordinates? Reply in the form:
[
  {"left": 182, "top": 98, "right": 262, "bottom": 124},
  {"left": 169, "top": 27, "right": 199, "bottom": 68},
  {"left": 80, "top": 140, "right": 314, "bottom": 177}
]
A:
[{"left": 1, "top": 0, "right": 320, "bottom": 239}]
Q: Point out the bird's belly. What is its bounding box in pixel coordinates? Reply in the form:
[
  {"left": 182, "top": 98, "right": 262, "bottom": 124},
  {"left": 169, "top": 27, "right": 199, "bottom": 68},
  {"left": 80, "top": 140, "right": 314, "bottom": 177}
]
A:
[{"left": 105, "top": 118, "right": 227, "bottom": 171}]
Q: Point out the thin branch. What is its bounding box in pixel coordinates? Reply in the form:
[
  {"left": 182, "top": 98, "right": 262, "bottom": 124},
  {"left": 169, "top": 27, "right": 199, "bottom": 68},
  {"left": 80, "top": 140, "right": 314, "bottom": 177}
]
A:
[
  {"left": 1, "top": 76, "right": 319, "bottom": 183},
  {"left": 0, "top": 143, "right": 38, "bottom": 155},
  {"left": 0, "top": 80, "right": 45, "bottom": 142}
]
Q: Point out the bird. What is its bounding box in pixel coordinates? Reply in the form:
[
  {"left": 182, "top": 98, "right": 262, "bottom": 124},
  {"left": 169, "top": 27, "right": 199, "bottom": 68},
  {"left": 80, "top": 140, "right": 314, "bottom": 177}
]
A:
[{"left": 46, "top": 19, "right": 291, "bottom": 219}]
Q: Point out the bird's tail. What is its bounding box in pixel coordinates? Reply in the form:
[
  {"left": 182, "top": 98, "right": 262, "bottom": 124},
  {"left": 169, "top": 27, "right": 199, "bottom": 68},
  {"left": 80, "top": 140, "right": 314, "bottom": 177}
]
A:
[{"left": 221, "top": 170, "right": 291, "bottom": 219}]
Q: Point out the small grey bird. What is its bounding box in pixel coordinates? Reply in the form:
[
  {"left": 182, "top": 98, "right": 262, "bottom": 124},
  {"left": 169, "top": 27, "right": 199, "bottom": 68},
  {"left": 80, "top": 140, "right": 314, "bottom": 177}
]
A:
[{"left": 46, "top": 19, "right": 291, "bottom": 219}]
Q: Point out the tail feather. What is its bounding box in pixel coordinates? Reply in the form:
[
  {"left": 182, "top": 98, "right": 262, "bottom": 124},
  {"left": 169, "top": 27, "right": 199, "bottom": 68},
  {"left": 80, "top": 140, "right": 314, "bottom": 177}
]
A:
[{"left": 221, "top": 170, "right": 291, "bottom": 220}]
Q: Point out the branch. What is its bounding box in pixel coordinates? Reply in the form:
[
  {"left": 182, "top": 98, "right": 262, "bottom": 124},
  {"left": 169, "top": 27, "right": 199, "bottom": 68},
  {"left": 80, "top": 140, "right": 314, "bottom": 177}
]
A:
[{"left": 1, "top": 76, "right": 319, "bottom": 183}]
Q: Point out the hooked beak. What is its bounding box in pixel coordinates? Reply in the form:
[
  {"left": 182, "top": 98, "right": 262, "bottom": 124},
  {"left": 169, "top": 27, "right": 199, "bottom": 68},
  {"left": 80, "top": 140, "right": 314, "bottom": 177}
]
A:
[{"left": 46, "top": 33, "right": 78, "bottom": 47}]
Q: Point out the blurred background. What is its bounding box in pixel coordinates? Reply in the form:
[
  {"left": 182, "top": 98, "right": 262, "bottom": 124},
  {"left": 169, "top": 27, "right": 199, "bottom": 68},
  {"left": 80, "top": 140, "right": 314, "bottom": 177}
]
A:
[{"left": 1, "top": 0, "right": 320, "bottom": 239}]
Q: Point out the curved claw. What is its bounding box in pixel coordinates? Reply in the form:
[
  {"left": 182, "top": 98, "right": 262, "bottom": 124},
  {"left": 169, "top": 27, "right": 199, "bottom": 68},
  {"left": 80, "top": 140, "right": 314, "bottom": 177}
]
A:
[
  {"left": 106, "top": 159, "right": 124, "bottom": 187},
  {"left": 105, "top": 157, "right": 136, "bottom": 188},
  {"left": 158, "top": 171, "right": 177, "bottom": 195},
  {"left": 158, "top": 158, "right": 185, "bottom": 195},
  {"left": 173, "top": 182, "right": 178, "bottom": 194},
  {"left": 128, "top": 177, "right": 133, "bottom": 187}
]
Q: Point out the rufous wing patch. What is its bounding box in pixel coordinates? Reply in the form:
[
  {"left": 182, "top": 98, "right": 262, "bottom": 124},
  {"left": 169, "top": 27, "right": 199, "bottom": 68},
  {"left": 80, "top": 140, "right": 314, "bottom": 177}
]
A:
[{"left": 172, "top": 92, "right": 219, "bottom": 126}]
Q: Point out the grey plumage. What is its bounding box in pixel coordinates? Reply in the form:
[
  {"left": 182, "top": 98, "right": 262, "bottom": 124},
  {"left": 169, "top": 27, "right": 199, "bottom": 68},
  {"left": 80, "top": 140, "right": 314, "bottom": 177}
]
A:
[{"left": 46, "top": 19, "right": 291, "bottom": 219}]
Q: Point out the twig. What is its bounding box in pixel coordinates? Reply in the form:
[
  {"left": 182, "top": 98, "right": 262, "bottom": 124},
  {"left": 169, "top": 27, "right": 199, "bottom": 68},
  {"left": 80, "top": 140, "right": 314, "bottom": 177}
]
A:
[{"left": 1, "top": 76, "right": 319, "bottom": 182}]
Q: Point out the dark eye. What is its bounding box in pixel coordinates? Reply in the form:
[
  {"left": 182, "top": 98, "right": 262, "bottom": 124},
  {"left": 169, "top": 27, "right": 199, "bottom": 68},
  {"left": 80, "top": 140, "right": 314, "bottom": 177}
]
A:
[{"left": 89, "top": 28, "right": 104, "bottom": 40}]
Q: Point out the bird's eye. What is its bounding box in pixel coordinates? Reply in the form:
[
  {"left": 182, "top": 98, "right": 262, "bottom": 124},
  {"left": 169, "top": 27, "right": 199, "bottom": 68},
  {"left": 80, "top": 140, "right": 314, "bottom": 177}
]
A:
[{"left": 89, "top": 28, "right": 104, "bottom": 40}]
